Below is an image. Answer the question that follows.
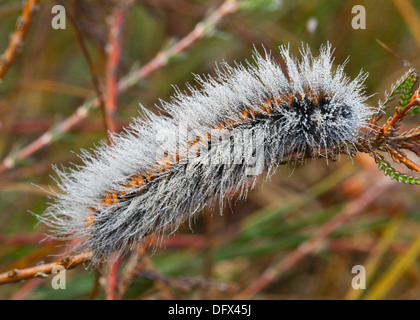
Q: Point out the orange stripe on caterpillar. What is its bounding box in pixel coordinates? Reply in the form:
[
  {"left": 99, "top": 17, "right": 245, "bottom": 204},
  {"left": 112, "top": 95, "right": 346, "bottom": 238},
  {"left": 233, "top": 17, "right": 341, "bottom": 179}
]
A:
[
  {"left": 86, "top": 211, "right": 96, "bottom": 226},
  {"left": 92, "top": 92, "right": 333, "bottom": 212},
  {"left": 93, "top": 97, "right": 282, "bottom": 211}
]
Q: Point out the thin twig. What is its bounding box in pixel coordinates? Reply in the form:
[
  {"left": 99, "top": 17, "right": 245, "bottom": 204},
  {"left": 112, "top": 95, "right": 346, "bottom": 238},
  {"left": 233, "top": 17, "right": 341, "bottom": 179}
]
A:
[
  {"left": 381, "top": 89, "right": 420, "bottom": 138},
  {"left": 141, "top": 255, "right": 175, "bottom": 300},
  {"left": 201, "top": 210, "right": 214, "bottom": 299},
  {"left": 0, "top": 234, "right": 207, "bottom": 287},
  {"left": 103, "top": 2, "right": 131, "bottom": 300},
  {"left": 0, "top": 251, "right": 93, "bottom": 285},
  {"left": 0, "top": 0, "right": 40, "bottom": 80},
  {"left": 387, "top": 148, "right": 420, "bottom": 174},
  {"left": 105, "top": 254, "right": 121, "bottom": 300},
  {"left": 117, "top": 243, "right": 148, "bottom": 299},
  {"left": 88, "top": 270, "right": 101, "bottom": 300},
  {"left": 375, "top": 39, "right": 412, "bottom": 68},
  {"left": 104, "top": 6, "right": 127, "bottom": 134}
]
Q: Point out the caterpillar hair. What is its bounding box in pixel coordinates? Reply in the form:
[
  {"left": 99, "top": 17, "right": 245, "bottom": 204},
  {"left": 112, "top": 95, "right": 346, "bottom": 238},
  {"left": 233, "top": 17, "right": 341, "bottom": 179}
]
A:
[{"left": 41, "top": 43, "right": 374, "bottom": 262}]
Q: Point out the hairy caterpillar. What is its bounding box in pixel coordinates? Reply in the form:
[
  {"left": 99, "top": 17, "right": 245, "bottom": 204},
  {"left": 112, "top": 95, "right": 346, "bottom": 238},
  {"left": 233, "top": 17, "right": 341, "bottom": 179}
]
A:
[{"left": 41, "top": 43, "right": 374, "bottom": 262}]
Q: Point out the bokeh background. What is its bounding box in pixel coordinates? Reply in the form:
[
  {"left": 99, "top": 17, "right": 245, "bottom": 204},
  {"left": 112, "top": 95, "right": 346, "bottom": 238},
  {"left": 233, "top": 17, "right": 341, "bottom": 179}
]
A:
[{"left": 0, "top": 0, "right": 419, "bottom": 299}]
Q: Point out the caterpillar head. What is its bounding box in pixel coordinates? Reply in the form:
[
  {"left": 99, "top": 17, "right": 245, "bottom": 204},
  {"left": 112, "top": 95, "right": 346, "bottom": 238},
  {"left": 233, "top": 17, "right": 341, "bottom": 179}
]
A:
[{"left": 276, "top": 43, "right": 374, "bottom": 155}]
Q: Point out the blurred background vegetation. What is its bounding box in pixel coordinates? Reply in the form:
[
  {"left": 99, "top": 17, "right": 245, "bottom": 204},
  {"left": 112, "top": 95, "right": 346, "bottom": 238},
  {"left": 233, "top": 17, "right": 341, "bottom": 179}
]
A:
[{"left": 0, "top": 0, "right": 419, "bottom": 299}]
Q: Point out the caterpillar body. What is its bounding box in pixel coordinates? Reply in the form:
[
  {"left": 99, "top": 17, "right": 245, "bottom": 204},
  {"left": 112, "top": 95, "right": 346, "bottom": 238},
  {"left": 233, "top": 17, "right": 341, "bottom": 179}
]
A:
[{"left": 42, "top": 43, "right": 374, "bottom": 262}]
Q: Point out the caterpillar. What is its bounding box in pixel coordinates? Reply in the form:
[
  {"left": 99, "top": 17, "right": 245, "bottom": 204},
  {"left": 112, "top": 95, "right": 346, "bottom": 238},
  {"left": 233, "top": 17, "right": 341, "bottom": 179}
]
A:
[{"left": 41, "top": 43, "right": 374, "bottom": 262}]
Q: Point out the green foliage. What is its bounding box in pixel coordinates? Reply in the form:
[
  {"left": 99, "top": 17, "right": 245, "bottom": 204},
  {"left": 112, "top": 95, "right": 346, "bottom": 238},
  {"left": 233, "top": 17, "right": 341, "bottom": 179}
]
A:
[
  {"left": 397, "top": 70, "right": 419, "bottom": 115},
  {"left": 398, "top": 73, "right": 417, "bottom": 108},
  {"left": 410, "top": 105, "right": 420, "bottom": 115},
  {"left": 375, "top": 156, "right": 420, "bottom": 185},
  {"left": 379, "top": 68, "right": 418, "bottom": 113}
]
